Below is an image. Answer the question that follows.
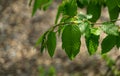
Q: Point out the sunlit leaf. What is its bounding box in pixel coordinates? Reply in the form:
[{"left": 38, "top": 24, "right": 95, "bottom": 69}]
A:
[
  {"left": 62, "top": 25, "right": 81, "bottom": 60},
  {"left": 101, "top": 22, "right": 119, "bottom": 36}
]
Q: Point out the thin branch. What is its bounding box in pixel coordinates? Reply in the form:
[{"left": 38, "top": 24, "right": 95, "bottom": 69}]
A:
[{"left": 91, "top": 18, "right": 120, "bottom": 25}]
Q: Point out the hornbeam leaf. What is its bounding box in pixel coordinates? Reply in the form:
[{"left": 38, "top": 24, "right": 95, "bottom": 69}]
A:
[
  {"left": 36, "top": 34, "right": 44, "bottom": 47},
  {"left": 87, "top": 2, "right": 101, "bottom": 22},
  {"left": 115, "top": 0, "right": 120, "bottom": 7},
  {"left": 116, "top": 32, "right": 120, "bottom": 48},
  {"left": 62, "top": 25, "right": 81, "bottom": 60},
  {"left": 32, "top": 0, "right": 52, "bottom": 16},
  {"left": 106, "top": 0, "right": 117, "bottom": 10},
  {"left": 108, "top": 6, "right": 119, "bottom": 21},
  {"left": 101, "top": 22, "right": 119, "bottom": 36},
  {"left": 55, "top": 4, "right": 64, "bottom": 24},
  {"left": 63, "top": 0, "right": 77, "bottom": 17},
  {"left": 85, "top": 34, "right": 100, "bottom": 55},
  {"left": 47, "top": 31, "right": 56, "bottom": 57},
  {"left": 101, "top": 35, "right": 116, "bottom": 54}
]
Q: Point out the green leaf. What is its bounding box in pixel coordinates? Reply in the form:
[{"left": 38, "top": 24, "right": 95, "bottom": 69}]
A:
[
  {"left": 91, "top": 28, "right": 101, "bottom": 36},
  {"left": 116, "top": 32, "right": 120, "bottom": 48},
  {"left": 40, "top": 36, "right": 46, "bottom": 53},
  {"left": 106, "top": 0, "right": 117, "bottom": 10},
  {"left": 47, "top": 31, "right": 56, "bottom": 57},
  {"left": 106, "top": 0, "right": 119, "bottom": 20},
  {"left": 35, "top": 34, "right": 44, "bottom": 47},
  {"left": 76, "top": 0, "right": 84, "bottom": 8},
  {"left": 87, "top": 2, "right": 101, "bottom": 22},
  {"left": 32, "top": 0, "right": 43, "bottom": 16},
  {"left": 32, "top": 0, "right": 52, "bottom": 16},
  {"left": 42, "top": 0, "right": 53, "bottom": 11},
  {"left": 101, "top": 35, "right": 116, "bottom": 54},
  {"left": 108, "top": 6, "right": 119, "bottom": 21},
  {"left": 58, "top": 25, "right": 64, "bottom": 36},
  {"left": 55, "top": 4, "right": 64, "bottom": 24},
  {"left": 78, "top": 21, "right": 91, "bottom": 35},
  {"left": 62, "top": 25, "right": 81, "bottom": 60},
  {"left": 101, "top": 22, "right": 119, "bottom": 36},
  {"left": 63, "top": 0, "right": 77, "bottom": 17},
  {"left": 115, "top": 0, "right": 120, "bottom": 7},
  {"left": 85, "top": 34, "right": 100, "bottom": 55},
  {"left": 40, "top": 31, "right": 49, "bottom": 53}
]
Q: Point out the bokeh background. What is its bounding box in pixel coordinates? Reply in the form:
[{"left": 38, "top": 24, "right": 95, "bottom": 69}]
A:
[{"left": 0, "top": 0, "right": 120, "bottom": 76}]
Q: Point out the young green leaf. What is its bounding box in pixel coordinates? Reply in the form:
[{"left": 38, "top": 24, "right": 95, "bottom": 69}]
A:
[
  {"left": 101, "top": 22, "right": 119, "bottom": 36},
  {"left": 91, "top": 28, "right": 101, "bottom": 36},
  {"left": 85, "top": 34, "right": 100, "bottom": 55},
  {"left": 62, "top": 25, "right": 81, "bottom": 60},
  {"left": 47, "top": 31, "right": 56, "bottom": 57},
  {"left": 101, "top": 35, "right": 116, "bottom": 54},
  {"left": 87, "top": 2, "right": 101, "bottom": 22},
  {"left": 78, "top": 22, "right": 91, "bottom": 35}
]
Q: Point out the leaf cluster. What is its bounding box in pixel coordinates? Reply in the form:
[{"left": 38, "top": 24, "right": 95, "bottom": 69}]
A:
[{"left": 30, "top": 0, "right": 120, "bottom": 59}]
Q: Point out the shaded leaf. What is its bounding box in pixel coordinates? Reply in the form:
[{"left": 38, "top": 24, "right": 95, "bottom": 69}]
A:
[
  {"left": 40, "top": 36, "right": 46, "bottom": 53},
  {"left": 115, "top": 0, "right": 120, "bottom": 7},
  {"left": 76, "top": 0, "right": 84, "bottom": 8},
  {"left": 101, "top": 22, "right": 119, "bottom": 36},
  {"left": 116, "top": 32, "right": 120, "bottom": 48},
  {"left": 106, "top": 0, "right": 119, "bottom": 21},
  {"left": 108, "top": 6, "right": 119, "bottom": 21},
  {"left": 47, "top": 31, "right": 56, "bottom": 57},
  {"left": 62, "top": 25, "right": 81, "bottom": 60},
  {"left": 40, "top": 31, "right": 49, "bottom": 53},
  {"left": 101, "top": 35, "right": 116, "bottom": 54},
  {"left": 87, "top": 2, "right": 101, "bottom": 22},
  {"left": 63, "top": 0, "right": 77, "bottom": 17},
  {"left": 106, "top": 0, "right": 117, "bottom": 10}
]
